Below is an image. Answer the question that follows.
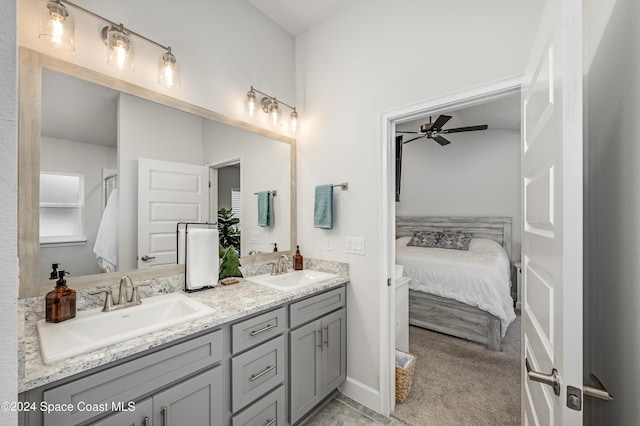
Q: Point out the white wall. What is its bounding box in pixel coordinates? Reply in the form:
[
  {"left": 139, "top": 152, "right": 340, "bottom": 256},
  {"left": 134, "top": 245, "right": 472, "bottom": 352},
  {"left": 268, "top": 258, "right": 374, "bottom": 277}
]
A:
[
  {"left": 217, "top": 167, "right": 240, "bottom": 210},
  {"left": 17, "top": 0, "right": 294, "bottom": 126},
  {"left": 118, "top": 94, "right": 204, "bottom": 272},
  {"left": 39, "top": 137, "right": 117, "bottom": 279},
  {"left": 295, "top": 0, "right": 542, "bottom": 410},
  {"left": 203, "top": 120, "right": 292, "bottom": 254},
  {"left": 585, "top": 0, "right": 640, "bottom": 423},
  {"left": 1, "top": 1, "right": 17, "bottom": 422},
  {"left": 396, "top": 129, "right": 521, "bottom": 260}
]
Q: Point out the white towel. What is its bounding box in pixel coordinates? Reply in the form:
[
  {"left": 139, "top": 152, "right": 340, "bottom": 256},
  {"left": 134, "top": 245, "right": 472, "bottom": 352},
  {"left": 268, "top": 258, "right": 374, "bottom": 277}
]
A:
[
  {"left": 94, "top": 188, "right": 118, "bottom": 272},
  {"left": 186, "top": 228, "right": 219, "bottom": 290}
]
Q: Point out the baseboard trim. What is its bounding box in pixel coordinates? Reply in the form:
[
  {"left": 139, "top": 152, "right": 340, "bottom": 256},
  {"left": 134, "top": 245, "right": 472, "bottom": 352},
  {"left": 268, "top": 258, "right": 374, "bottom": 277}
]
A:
[{"left": 339, "top": 376, "right": 381, "bottom": 414}]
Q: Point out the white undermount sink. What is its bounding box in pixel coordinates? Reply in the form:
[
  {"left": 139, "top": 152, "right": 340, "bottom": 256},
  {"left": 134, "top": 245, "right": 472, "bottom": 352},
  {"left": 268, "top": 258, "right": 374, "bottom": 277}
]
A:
[
  {"left": 246, "top": 269, "right": 340, "bottom": 291},
  {"left": 36, "top": 292, "right": 215, "bottom": 364}
]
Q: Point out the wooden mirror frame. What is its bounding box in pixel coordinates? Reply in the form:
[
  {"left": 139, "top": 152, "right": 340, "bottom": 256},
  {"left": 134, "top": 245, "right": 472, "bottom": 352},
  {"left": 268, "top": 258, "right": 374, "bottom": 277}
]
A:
[{"left": 18, "top": 47, "right": 297, "bottom": 298}]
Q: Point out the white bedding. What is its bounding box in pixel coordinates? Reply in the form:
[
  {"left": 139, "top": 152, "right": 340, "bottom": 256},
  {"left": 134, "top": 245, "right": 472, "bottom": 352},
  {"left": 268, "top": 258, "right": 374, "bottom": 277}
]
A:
[{"left": 396, "top": 237, "right": 516, "bottom": 335}]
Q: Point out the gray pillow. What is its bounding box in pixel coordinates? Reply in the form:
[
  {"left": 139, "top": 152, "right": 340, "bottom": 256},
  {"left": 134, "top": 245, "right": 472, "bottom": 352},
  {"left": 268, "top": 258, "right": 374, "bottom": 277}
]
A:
[
  {"left": 435, "top": 231, "right": 472, "bottom": 250},
  {"left": 407, "top": 231, "right": 441, "bottom": 248}
]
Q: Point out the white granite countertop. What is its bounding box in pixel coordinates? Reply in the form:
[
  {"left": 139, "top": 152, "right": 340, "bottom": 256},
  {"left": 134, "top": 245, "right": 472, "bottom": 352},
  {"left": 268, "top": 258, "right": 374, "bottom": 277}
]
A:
[{"left": 19, "top": 269, "right": 347, "bottom": 393}]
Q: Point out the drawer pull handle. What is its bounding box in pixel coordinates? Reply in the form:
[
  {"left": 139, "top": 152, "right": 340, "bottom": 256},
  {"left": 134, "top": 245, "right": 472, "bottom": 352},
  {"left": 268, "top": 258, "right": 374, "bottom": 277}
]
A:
[
  {"left": 250, "top": 323, "right": 277, "bottom": 336},
  {"left": 265, "top": 418, "right": 277, "bottom": 426},
  {"left": 143, "top": 416, "right": 150, "bottom": 426},
  {"left": 250, "top": 364, "right": 276, "bottom": 382},
  {"left": 161, "top": 406, "right": 168, "bottom": 426}
]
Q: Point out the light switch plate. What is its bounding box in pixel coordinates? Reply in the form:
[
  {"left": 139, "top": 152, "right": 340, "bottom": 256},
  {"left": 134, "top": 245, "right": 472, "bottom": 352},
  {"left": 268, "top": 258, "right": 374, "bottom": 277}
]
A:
[
  {"left": 346, "top": 237, "right": 365, "bottom": 255},
  {"left": 250, "top": 231, "right": 261, "bottom": 244},
  {"left": 325, "top": 236, "right": 334, "bottom": 251}
]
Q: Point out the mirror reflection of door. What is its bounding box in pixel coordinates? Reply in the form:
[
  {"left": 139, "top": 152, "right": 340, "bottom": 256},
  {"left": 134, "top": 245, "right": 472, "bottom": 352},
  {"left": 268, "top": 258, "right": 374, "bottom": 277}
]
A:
[{"left": 211, "top": 162, "right": 242, "bottom": 254}]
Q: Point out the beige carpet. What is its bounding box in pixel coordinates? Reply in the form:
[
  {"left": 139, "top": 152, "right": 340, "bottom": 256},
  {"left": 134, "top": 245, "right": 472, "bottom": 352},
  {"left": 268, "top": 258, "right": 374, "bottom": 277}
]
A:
[{"left": 392, "top": 315, "right": 521, "bottom": 426}]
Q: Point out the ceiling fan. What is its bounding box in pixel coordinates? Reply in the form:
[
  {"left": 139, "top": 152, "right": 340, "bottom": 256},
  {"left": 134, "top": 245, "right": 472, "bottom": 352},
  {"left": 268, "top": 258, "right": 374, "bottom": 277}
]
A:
[{"left": 396, "top": 114, "right": 488, "bottom": 146}]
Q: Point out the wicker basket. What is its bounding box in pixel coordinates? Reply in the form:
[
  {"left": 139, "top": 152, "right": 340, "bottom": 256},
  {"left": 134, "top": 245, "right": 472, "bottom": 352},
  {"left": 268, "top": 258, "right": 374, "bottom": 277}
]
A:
[{"left": 395, "top": 350, "right": 416, "bottom": 403}]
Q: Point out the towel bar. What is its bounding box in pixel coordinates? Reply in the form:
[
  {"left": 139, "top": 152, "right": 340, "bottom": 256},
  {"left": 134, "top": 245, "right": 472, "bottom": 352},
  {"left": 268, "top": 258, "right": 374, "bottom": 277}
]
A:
[
  {"left": 332, "top": 182, "right": 348, "bottom": 190},
  {"left": 253, "top": 190, "right": 277, "bottom": 196},
  {"left": 176, "top": 222, "right": 218, "bottom": 293}
]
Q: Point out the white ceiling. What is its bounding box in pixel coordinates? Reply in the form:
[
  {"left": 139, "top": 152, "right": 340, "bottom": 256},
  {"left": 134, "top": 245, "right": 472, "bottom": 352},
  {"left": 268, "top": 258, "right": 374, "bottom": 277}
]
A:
[
  {"left": 42, "top": 69, "right": 119, "bottom": 147},
  {"left": 246, "top": 0, "right": 360, "bottom": 36}
]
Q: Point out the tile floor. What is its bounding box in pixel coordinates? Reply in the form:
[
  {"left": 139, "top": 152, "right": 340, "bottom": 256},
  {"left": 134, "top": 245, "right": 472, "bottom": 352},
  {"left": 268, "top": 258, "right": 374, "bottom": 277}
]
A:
[{"left": 305, "top": 393, "right": 407, "bottom": 425}]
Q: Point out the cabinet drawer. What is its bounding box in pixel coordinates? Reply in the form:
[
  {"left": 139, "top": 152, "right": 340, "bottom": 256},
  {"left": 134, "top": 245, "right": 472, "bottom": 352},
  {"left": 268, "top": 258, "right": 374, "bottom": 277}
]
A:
[
  {"left": 290, "top": 286, "right": 345, "bottom": 328},
  {"left": 232, "top": 307, "right": 286, "bottom": 354},
  {"left": 43, "top": 329, "right": 223, "bottom": 426},
  {"left": 231, "top": 335, "right": 285, "bottom": 413},
  {"left": 231, "top": 385, "right": 285, "bottom": 426}
]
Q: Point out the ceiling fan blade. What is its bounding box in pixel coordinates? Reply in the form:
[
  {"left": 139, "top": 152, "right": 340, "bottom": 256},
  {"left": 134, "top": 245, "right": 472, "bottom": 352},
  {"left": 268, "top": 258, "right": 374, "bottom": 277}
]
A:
[
  {"left": 402, "top": 135, "right": 427, "bottom": 144},
  {"left": 431, "top": 114, "right": 452, "bottom": 130},
  {"left": 433, "top": 135, "right": 451, "bottom": 146},
  {"left": 395, "top": 131, "right": 421, "bottom": 134},
  {"left": 441, "top": 124, "right": 488, "bottom": 134}
]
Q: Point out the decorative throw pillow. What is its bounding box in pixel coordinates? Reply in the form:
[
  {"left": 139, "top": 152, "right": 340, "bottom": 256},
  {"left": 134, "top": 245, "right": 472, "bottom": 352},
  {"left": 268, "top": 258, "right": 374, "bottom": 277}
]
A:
[
  {"left": 407, "top": 231, "right": 441, "bottom": 248},
  {"left": 435, "top": 231, "right": 473, "bottom": 250}
]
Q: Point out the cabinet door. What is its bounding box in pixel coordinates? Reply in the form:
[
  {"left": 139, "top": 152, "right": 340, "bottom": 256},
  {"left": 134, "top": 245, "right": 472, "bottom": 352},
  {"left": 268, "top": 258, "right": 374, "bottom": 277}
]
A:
[
  {"left": 289, "top": 319, "right": 322, "bottom": 424},
  {"left": 89, "top": 398, "right": 152, "bottom": 426},
  {"left": 321, "top": 308, "right": 347, "bottom": 395},
  {"left": 153, "top": 366, "right": 223, "bottom": 426}
]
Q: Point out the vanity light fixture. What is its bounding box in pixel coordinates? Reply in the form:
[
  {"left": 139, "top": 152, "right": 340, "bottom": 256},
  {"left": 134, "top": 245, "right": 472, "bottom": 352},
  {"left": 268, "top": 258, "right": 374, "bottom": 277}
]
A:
[
  {"left": 38, "top": 0, "right": 180, "bottom": 88},
  {"left": 245, "top": 86, "right": 299, "bottom": 133}
]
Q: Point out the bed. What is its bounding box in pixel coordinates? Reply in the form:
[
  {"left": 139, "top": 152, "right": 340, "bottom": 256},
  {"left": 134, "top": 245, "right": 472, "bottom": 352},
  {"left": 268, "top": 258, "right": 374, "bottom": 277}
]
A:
[{"left": 395, "top": 216, "right": 516, "bottom": 351}]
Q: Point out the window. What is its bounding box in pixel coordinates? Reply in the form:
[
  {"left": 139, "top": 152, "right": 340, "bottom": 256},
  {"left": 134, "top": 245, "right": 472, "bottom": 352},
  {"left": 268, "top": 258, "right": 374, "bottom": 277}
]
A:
[{"left": 40, "top": 172, "right": 86, "bottom": 245}]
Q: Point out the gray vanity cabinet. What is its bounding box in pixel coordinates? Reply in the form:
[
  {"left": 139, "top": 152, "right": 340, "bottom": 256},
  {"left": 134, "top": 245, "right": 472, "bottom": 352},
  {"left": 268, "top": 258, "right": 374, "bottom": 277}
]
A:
[
  {"left": 90, "top": 366, "right": 223, "bottom": 426},
  {"left": 289, "top": 287, "right": 346, "bottom": 425},
  {"left": 89, "top": 398, "right": 152, "bottom": 426},
  {"left": 152, "top": 366, "right": 223, "bottom": 426}
]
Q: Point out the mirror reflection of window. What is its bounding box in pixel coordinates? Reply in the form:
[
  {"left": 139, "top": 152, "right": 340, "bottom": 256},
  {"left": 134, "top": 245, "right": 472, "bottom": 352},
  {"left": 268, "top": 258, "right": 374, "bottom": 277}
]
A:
[{"left": 39, "top": 172, "right": 85, "bottom": 245}]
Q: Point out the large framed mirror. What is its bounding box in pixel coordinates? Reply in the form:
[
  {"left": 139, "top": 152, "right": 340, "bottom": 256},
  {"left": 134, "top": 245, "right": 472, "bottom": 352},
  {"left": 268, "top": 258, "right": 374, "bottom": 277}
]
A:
[{"left": 19, "top": 47, "right": 297, "bottom": 298}]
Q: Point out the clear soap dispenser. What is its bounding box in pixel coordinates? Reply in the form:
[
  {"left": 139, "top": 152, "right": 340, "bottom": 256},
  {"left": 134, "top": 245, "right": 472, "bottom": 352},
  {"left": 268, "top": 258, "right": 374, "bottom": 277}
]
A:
[{"left": 45, "top": 271, "right": 76, "bottom": 323}]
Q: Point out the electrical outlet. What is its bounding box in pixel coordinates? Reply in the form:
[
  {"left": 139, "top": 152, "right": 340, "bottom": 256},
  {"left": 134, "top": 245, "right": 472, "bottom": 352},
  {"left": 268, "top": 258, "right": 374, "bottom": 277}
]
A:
[
  {"left": 325, "top": 236, "right": 334, "bottom": 251},
  {"left": 345, "top": 237, "right": 365, "bottom": 255}
]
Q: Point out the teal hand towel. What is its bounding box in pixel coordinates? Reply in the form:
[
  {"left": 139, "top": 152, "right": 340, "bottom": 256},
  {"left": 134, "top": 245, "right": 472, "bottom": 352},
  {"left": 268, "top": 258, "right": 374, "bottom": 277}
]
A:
[
  {"left": 314, "top": 184, "right": 334, "bottom": 229},
  {"left": 258, "top": 191, "right": 274, "bottom": 227}
]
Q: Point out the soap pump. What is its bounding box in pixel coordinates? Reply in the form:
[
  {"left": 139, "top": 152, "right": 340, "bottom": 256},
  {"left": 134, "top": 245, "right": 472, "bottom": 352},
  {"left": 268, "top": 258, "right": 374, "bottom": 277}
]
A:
[
  {"left": 294, "top": 245, "right": 304, "bottom": 270},
  {"left": 45, "top": 270, "right": 76, "bottom": 323},
  {"left": 49, "top": 263, "right": 60, "bottom": 280}
]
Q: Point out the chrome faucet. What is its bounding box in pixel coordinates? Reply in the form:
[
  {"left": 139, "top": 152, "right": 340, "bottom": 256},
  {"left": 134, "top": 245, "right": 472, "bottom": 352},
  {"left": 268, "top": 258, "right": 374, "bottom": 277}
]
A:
[{"left": 90, "top": 276, "right": 150, "bottom": 312}]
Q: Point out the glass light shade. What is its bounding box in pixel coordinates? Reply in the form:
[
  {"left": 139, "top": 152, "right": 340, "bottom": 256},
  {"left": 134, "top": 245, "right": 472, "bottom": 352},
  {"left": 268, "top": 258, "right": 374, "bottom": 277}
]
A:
[
  {"left": 106, "top": 27, "right": 134, "bottom": 72},
  {"left": 39, "top": 1, "right": 75, "bottom": 51},
  {"left": 290, "top": 110, "right": 299, "bottom": 133},
  {"left": 246, "top": 90, "right": 257, "bottom": 117},
  {"left": 158, "top": 51, "right": 179, "bottom": 89},
  {"left": 268, "top": 102, "right": 281, "bottom": 127}
]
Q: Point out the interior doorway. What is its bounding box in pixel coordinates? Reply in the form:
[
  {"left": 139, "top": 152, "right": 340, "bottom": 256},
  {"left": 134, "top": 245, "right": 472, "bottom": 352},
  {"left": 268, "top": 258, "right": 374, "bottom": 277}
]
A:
[
  {"left": 378, "top": 76, "right": 523, "bottom": 415},
  {"left": 209, "top": 157, "right": 242, "bottom": 253}
]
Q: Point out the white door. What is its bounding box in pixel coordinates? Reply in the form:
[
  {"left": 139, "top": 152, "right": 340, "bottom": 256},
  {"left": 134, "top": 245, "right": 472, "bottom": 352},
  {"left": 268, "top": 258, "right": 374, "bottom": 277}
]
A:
[
  {"left": 138, "top": 158, "right": 209, "bottom": 269},
  {"left": 521, "top": 0, "right": 583, "bottom": 424}
]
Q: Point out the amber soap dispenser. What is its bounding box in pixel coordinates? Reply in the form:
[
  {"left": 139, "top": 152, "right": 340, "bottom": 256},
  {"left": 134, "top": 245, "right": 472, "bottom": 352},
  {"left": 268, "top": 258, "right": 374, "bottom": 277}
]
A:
[{"left": 45, "top": 271, "right": 76, "bottom": 323}]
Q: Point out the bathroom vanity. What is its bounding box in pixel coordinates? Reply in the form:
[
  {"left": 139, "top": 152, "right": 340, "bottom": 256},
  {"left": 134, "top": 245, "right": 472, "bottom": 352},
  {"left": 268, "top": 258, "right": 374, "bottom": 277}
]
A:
[{"left": 18, "top": 273, "right": 347, "bottom": 426}]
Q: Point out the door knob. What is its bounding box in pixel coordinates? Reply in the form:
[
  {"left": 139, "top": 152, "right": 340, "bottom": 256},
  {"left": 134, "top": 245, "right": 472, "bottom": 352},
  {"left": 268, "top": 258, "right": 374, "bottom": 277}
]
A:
[
  {"left": 526, "top": 358, "right": 561, "bottom": 396},
  {"left": 140, "top": 255, "right": 156, "bottom": 261}
]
